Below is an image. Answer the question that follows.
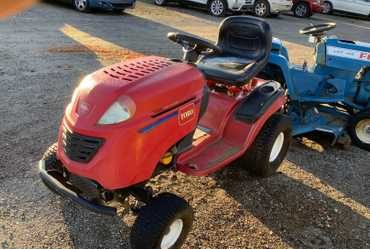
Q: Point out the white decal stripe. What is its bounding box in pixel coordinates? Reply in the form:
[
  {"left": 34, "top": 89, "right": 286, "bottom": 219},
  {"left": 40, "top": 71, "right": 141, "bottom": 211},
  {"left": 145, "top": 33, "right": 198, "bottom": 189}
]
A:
[{"left": 327, "top": 46, "right": 370, "bottom": 62}]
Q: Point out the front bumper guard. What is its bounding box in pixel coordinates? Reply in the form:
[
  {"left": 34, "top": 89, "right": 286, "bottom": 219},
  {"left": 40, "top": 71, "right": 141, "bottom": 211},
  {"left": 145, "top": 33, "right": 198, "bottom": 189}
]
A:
[{"left": 39, "top": 160, "right": 117, "bottom": 216}]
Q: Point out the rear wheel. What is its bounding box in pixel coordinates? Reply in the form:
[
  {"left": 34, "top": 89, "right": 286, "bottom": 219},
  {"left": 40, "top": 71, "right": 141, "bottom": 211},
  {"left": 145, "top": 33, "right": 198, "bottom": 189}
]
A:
[
  {"left": 348, "top": 110, "right": 370, "bottom": 152},
  {"left": 241, "top": 114, "right": 292, "bottom": 177},
  {"left": 293, "top": 2, "right": 310, "bottom": 18},
  {"left": 73, "top": 0, "right": 90, "bottom": 12},
  {"left": 130, "top": 193, "right": 193, "bottom": 249},
  {"left": 154, "top": 0, "right": 168, "bottom": 6},
  {"left": 254, "top": 0, "right": 270, "bottom": 17},
  {"left": 208, "top": 0, "right": 227, "bottom": 17},
  {"left": 322, "top": 1, "right": 333, "bottom": 14}
]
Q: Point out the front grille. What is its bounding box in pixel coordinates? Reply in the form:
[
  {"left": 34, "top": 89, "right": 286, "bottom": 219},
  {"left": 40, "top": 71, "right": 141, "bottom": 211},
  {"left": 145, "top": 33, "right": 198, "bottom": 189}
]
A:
[{"left": 62, "top": 127, "right": 104, "bottom": 163}]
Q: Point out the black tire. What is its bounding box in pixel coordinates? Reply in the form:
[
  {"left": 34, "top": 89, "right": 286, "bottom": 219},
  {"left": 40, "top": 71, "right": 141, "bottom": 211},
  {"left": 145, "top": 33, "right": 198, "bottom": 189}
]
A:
[
  {"left": 254, "top": 0, "right": 270, "bottom": 17},
  {"left": 130, "top": 193, "right": 194, "bottom": 249},
  {"left": 154, "top": 0, "right": 168, "bottom": 6},
  {"left": 348, "top": 109, "right": 370, "bottom": 152},
  {"left": 42, "top": 143, "right": 62, "bottom": 171},
  {"left": 240, "top": 113, "right": 292, "bottom": 177},
  {"left": 293, "top": 2, "right": 310, "bottom": 18},
  {"left": 208, "top": 0, "right": 228, "bottom": 17},
  {"left": 322, "top": 1, "right": 333, "bottom": 14},
  {"left": 73, "top": 0, "right": 90, "bottom": 12}
]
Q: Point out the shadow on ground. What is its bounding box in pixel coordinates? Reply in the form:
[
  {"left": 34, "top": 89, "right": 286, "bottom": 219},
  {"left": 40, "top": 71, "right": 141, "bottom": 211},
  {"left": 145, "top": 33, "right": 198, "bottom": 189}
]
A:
[{"left": 213, "top": 160, "right": 370, "bottom": 249}]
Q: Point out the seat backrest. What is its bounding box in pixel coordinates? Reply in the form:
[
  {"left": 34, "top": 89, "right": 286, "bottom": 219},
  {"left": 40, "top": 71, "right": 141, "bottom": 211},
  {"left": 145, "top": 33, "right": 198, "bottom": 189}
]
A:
[{"left": 216, "top": 16, "right": 272, "bottom": 63}]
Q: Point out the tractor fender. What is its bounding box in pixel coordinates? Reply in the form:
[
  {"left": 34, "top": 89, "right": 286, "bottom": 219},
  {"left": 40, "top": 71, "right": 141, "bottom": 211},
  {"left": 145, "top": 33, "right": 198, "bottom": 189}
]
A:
[
  {"left": 235, "top": 81, "right": 284, "bottom": 123},
  {"left": 354, "top": 66, "right": 370, "bottom": 106},
  {"left": 266, "top": 53, "right": 294, "bottom": 92}
]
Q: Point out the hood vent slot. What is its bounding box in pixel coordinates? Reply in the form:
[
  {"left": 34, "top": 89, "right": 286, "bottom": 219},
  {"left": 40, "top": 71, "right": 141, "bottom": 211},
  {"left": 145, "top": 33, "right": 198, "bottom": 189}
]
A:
[{"left": 103, "top": 57, "right": 173, "bottom": 82}]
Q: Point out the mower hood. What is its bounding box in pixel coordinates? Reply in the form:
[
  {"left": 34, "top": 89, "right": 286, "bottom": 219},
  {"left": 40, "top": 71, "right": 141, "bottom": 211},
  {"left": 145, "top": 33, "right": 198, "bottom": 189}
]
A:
[{"left": 64, "top": 56, "right": 205, "bottom": 132}]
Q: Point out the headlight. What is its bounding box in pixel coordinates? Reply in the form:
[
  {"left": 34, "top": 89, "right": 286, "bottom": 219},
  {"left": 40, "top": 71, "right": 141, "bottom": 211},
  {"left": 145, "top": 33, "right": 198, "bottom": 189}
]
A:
[{"left": 98, "top": 96, "right": 136, "bottom": 125}]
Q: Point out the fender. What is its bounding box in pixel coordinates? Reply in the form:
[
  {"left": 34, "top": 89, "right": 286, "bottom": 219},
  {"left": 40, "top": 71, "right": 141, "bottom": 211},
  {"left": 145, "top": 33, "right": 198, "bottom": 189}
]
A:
[{"left": 235, "top": 81, "right": 284, "bottom": 123}]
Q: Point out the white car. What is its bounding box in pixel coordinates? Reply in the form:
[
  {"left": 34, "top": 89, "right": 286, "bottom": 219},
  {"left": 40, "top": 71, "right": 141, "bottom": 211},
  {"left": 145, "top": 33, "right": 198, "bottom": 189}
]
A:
[
  {"left": 322, "top": 0, "right": 370, "bottom": 17},
  {"left": 154, "top": 0, "right": 293, "bottom": 17}
]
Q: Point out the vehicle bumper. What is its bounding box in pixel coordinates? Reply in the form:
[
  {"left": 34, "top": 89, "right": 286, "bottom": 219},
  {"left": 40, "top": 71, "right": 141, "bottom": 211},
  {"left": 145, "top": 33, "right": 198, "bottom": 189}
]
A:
[
  {"left": 270, "top": 1, "right": 293, "bottom": 14},
  {"left": 91, "top": 0, "right": 136, "bottom": 10},
  {"left": 39, "top": 159, "right": 117, "bottom": 216},
  {"left": 231, "top": 0, "right": 293, "bottom": 13},
  {"left": 311, "top": 3, "right": 323, "bottom": 13}
]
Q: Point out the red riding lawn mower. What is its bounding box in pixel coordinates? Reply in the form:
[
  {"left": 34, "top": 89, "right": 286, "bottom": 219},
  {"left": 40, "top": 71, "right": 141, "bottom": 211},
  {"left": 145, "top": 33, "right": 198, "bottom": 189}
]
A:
[{"left": 39, "top": 16, "right": 292, "bottom": 249}]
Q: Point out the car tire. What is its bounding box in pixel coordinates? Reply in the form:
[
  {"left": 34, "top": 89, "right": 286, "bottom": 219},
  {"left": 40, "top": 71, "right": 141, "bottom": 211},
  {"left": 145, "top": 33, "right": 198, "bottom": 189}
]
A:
[
  {"left": 73, "top": 0, "right": 90, "bottom": 12},
  {"left": 348, "top": 109, "right": 370, "bottom": 152},
  {"left": 322, "top": 1, "right": 333, "bottom": 14},
  {"left": 154, "top": 0, "right": 168, "bottom": 6},
  {"left": 240, "top": 113, "right": 292, "bottom": 177},
  {"left": 293, "top": 2, "right": 310, "bottom": 18},
  {"left": 208, "top": 0, "right": 228, "bottom": 17},
  {"left": 130, "top": 193, "right": 193, "bottom": 249},
  {"left": 254, "top": 0, "right": 270, "bottom": 17}
]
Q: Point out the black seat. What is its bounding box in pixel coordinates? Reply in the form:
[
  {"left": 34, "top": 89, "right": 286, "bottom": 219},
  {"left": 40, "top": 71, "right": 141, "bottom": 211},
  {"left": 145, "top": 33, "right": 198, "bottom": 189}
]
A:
[{"left": 196, "top": 16, "right": 272, "bottom": 86}]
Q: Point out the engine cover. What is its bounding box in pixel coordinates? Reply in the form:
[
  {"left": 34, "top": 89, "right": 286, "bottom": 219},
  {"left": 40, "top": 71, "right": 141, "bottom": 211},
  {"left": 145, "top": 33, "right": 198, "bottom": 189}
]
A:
[{"left": 58, "top": 56, "right": 206, "bottom": 189}]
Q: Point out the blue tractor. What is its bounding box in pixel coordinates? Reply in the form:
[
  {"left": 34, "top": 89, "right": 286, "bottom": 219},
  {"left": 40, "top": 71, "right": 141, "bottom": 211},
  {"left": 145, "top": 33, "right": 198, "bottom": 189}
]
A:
[{"left": 261, "top": 23, "right": 370, "bottom": 151}]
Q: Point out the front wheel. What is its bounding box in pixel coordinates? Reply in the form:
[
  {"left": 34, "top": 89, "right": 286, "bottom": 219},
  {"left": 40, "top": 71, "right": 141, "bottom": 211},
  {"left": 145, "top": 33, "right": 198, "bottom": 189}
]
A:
[
  {"left": 130, "top": 193, "right": 193, "bottom": 249},
  {"left": 348, "top": 110, "right": 370, "bottom": 151},
  {"left": 254, "top": 0, "right": 270, "bottom": 17},
  {"left": 73, "top": 0, "right": 90, "bottom": 12},
  {"left": 208, "top": 0, "right": 227, "bottom": 17},
  {"left": 240, "top": 114, "right": 292, "bottom": 177}
]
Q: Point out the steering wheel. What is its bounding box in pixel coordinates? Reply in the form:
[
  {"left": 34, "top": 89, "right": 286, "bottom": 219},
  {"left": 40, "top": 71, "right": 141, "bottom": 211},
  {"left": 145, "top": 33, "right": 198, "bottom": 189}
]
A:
[
  {"left": 299, "top": 22, "right": 336, "bottom": 36},
  {"left": 167, "top": 32, "right": 222, "bottom": 55}
]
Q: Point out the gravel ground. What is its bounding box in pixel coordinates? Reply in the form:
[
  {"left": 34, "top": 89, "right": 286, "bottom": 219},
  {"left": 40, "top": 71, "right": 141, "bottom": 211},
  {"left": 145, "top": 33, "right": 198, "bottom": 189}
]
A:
[{"left": 0, "top": 2, "right": 369, "bottom": 249}]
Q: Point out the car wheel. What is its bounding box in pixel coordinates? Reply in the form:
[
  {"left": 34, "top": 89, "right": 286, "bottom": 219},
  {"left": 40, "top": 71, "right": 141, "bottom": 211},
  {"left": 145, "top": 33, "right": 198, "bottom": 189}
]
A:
[
  {"left": 322, "top": 1, "right": 333, "bottom": 14},
  {"left": 208, "top": 0, "right": 227, "bottom": 17},
  {"left": 240, "top": 114, "right": 292, "bottom": 177},
  {"left": 254, "top": 0, "right": 270, "bottom": 17},
  {"left": 73, "top": 0, "right": 90, "bottom": 12},
  {"left": 154, "top": 0, "right": 167, "bottom": 6},
  {"left": 130, "top": 193, "right": 193, "bottom": 249},
  {"left": 293, "top": 2, "right": 310, "bottom": 18},
  {"left": 348, "top": 109, "right": 370, "bottom": 152}
]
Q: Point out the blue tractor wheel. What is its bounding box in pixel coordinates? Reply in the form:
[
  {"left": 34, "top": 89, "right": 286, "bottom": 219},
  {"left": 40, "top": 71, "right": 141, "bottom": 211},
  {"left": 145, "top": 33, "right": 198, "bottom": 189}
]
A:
[{"left": 348, "top": 109, "right": 370, "bottom": 152}]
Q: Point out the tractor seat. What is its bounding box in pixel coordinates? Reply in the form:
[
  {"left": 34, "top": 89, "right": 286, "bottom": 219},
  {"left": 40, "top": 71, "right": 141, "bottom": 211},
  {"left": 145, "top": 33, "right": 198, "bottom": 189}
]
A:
[{"left": 196, "top": 16, "right": 272, "bottom": 86}]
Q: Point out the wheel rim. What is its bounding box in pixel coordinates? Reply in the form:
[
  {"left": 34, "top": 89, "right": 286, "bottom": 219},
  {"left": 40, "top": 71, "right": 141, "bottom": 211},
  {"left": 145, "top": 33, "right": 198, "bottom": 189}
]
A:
[
  {"left": 155, "top": 0, "right": 165, "bottom": 5},
  {"left": 296, "top": 4, "right": 307, "bottom": 16},
  {"left": 322, "top": 2, "right": 331, "bottom": 13},
  {"left": 255, "top": 2, "right": 267, "bottom": 16},
  {"left": 355, "top": 119, "right": 370, "bottom": 144},
  {"left": 210, "top": 0, "right": 224, "bottom": 16},
  {"left": 74, "top": 0, "right": 87, "bottom": 11},
  {"left": 160, "top": 219, "right": 184, "bottom": 249},
  {"left": 269, "top": 132, "right": 285, "bottom": 163}
]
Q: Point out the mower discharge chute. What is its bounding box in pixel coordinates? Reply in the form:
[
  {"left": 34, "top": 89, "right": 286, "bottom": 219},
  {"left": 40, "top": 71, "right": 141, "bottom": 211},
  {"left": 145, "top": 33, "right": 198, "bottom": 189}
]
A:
[{"left": 39, "top": 16, "right": 291, "bottom": 249}]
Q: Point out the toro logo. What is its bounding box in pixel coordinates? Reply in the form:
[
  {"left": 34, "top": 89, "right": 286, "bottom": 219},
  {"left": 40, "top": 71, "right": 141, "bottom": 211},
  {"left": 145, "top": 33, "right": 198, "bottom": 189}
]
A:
[{"left": 178, "top": 103, "right": 196, "bottom": 126}]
